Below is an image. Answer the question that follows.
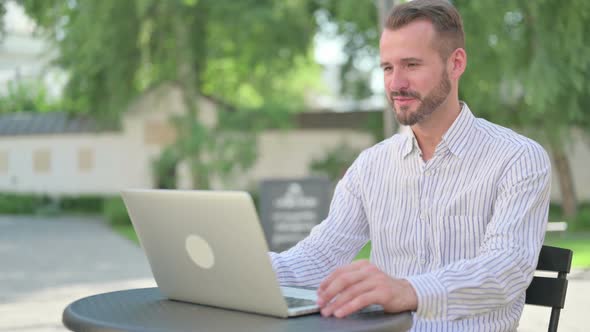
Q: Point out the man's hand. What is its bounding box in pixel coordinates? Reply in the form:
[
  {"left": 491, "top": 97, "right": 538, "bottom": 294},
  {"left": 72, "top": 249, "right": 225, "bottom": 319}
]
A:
[{"left": 316, "top": 260, "right": 418, "bottom": 318}]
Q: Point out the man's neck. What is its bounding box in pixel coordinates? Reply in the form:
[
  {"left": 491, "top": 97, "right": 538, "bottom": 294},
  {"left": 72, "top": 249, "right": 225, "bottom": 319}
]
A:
[{"left": 411, "top": 98, "right": 462, "bottom": 161}]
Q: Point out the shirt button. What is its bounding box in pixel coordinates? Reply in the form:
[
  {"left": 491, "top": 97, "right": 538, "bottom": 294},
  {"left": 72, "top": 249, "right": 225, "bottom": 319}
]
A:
[{"left": 420, "top": 258, "right": 427, "bottom": 265}]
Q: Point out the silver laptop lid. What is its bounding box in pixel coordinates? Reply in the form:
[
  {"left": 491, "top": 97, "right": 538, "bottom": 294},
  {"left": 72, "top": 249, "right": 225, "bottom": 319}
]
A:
[{"left": 121, "top": 189, "right": 291, "bottom": 317}]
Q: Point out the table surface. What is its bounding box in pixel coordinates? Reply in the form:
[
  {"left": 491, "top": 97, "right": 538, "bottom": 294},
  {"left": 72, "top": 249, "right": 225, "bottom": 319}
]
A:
[{"left": 63, "top": 287, "right": 413, "bottom": 332}]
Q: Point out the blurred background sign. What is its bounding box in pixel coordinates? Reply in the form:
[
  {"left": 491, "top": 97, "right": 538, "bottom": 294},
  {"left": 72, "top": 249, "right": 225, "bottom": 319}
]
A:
[{"left": 259, "top": 177, "right": 332, "bottom": 252}]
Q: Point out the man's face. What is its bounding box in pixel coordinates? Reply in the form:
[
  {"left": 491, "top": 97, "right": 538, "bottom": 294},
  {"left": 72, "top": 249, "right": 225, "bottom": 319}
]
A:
[{"left": 380, "top": 20, "right": 452, "bottom": 126}]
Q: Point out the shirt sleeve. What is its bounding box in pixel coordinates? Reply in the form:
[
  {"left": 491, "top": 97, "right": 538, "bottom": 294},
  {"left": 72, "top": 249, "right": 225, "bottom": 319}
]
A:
[
  {"left": 406, "top": 143, "right": 551, "bottom": 320},
  {"left": 269, "top": 152, "right": 370, "bottom": 287}
]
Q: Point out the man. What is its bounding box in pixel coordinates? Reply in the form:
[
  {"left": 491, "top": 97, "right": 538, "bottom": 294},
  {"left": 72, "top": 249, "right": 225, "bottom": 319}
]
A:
[{"left": 270, "top": 0, "right": 551, "bottom": 331}]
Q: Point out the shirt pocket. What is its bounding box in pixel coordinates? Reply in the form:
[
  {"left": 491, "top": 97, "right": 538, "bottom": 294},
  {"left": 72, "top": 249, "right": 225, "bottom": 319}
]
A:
[{"left": 435, "top": 216, "right": 488, "bottom": 266}]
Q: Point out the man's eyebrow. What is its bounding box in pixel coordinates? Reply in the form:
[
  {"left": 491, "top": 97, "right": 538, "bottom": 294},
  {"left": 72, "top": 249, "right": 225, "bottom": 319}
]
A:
[
  {"left": 380, "top": 58, "right": 424, "bottom": 67},
  {"left": 401, "top": 58, "right": 423, "bottom": 63}
]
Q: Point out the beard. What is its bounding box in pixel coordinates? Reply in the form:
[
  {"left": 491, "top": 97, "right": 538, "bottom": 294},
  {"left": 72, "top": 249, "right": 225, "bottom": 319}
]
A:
[{"left": 388, "top": 70, "right": 451, "bottom": 126}]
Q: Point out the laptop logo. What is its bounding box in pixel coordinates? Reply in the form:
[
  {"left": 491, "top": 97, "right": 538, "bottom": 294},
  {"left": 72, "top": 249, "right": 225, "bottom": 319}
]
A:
[{"left": 185, "top": 234, "right": 215, "bottom": 269}]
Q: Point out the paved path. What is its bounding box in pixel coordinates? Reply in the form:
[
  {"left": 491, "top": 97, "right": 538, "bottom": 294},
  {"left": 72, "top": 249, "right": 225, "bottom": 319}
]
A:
[
  {"left": 0, "top": 215, "right": 155, "bottom": 332},
  {"left": 0, "top": 215, "right": 588, "bottom": 331}
]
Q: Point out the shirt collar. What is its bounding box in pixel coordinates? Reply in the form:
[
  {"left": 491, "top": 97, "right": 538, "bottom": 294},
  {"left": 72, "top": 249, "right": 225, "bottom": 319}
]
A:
[
  {"left": 441, "top": 102, "right": 476, "bottom": 158},
  {"left": 401, "top": 102, "right": 476, "bottom": 159},
  {"left": 401, "top": 129, "right": 419, "bottom": 158}
]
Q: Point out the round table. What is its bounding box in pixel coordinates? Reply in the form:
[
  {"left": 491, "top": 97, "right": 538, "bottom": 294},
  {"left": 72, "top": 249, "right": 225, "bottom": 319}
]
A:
[{"left": 63, "top": 287, "right": 413, "bottom": 332}]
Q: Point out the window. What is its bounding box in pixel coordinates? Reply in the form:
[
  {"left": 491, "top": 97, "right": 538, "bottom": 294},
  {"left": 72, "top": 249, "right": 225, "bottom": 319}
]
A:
[
  {"left": 0, "top": 150, "right": 8, "bottom": 173},
  {"left": 78, "top": 148, "right": 94, "bottom": 172},
  {"left": 33, "top": 149, "right": 51, "bottom": 173},
  {"left": 144, "top": 120, "right": 177, "bottom": 146}
]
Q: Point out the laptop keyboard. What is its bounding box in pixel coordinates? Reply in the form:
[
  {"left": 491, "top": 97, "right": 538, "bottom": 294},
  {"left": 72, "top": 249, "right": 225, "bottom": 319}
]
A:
[{"left": 285, "top": 296, "right": 317, "bottom": 308}]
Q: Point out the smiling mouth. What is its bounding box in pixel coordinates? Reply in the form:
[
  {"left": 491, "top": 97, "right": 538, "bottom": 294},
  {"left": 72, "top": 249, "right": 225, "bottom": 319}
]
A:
[{"left": 394, "top": 97, "right": 416, "bottom": 105}]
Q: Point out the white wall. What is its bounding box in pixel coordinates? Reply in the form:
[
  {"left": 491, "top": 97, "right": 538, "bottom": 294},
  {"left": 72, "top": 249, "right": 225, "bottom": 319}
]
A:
[
  {"left": 0, "top": 129, "right": 375, "bottom": 196},
  {"left": 210, "top": 129, "right": 374, "bottom": 189},
  {"left": 0, "top": 133, "right": 138, "bottom": 195}
]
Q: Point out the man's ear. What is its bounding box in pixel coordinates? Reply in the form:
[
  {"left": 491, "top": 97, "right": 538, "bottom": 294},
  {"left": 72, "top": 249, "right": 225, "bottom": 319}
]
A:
[{"left": 448, "top": 48, "right": 467, "bottom": 80}]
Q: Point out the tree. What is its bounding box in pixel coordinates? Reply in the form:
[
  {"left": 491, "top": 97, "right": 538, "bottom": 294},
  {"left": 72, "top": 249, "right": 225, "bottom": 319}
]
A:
[
  {"left": 313, "top": 0, "right": 400, "bottom": 139},
  {"left": 0, "top": 80, "right": 62, "bottom": 113},
  {"left": 11, "top": 0, "right": 323, "bottom": 188},
  {"left": 454, "top": 0, "right": 590, "bottom": 219}
]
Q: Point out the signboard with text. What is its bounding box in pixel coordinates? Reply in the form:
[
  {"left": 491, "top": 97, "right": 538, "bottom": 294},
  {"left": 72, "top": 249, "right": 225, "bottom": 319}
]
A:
[{"left": 259, "top": 177, "right": 332, "bottom": 252}]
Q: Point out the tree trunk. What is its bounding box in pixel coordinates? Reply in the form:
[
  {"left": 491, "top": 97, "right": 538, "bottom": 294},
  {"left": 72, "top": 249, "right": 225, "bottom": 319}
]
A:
[
  {"left": 173, "top": 3, "right": 208, "bottom": 189},
  {"left": 551, "top": 148, "right": 577, "bottom": 218}
]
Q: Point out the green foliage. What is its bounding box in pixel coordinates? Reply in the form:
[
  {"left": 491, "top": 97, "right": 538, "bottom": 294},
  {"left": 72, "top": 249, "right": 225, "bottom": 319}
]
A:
[
  {"left": 152, "top": 147, "right": 180, "bottom": 189},
  {"left": 548, "top": 202, "right": 590, "bottom": 231},
  {"left": 103, "top": 197, "right": 132, "bottom": 227},
  {"left": 310, "top": 143, "right": 360, "bottom": 182},
  {"left": 59, "top": 196, "right": 104, "bottom": 214},
  {"left": 0, "top": 81, "right": 63, "bottom": 113},
  {"left": 354, "top": 241, "right": 371, "bottom": 260},
  {"left": 0, "top": 0, "right": 6, "bottom": 35},
  {"left": 313, "top": 1, "right": 380, "bottom": 99},
  {"left": 567, "top": 204, "right": 590, "bottom": 231},
  {"left": 545, "top": 232, "right": 590, "bottom": 268},
  {"left": 364, "top": 111, "right": 385, "bottom": 142},
  {"left": 454, "top": 0, "right": 590, "bottom": 138},
  {"left": 15, "top": 0, "right": 143, "bottom": 124},
  {"left": 16, "top": 0, "right": 321, "bottom": 120},
  {"left": 548, "top": 202, "right": 564, "bottom": 221},
  {"left": 0, "top": 193, "right": 49, "bottom": 214},
  {"left": 0, "top": 193, "right": 103, "bottom": 214},
  {"left": 112, "top": 224, "right": 140, "bottom": 244}
]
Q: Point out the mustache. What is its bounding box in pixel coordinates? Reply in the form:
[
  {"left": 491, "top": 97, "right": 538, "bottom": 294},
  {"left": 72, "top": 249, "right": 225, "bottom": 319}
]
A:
[{"left": 390, "top": 90, "right": 421, "bottom": 99}]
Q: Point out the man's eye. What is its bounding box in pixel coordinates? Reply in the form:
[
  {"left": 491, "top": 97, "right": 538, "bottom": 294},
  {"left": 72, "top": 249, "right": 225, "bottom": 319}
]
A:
[
  {"left": 407, "top": 63, "right": 418, "bottom": 68},
  {"left": 383, "top": 66, "right": 393, "bottom": 72}
]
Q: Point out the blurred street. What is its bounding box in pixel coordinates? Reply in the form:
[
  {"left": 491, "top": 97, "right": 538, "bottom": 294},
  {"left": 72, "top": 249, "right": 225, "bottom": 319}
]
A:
[{"left": 0, "top": 216, "right": 155, "bottom": 332}]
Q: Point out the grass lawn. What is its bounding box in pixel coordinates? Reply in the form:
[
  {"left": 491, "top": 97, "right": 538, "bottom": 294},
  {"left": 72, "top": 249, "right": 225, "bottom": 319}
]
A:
[
  {"left": 354, "top": 243, "right": 371, "bottom": 260},
  {"left": 354, "top": 232, "right": 590, "bottom": 268},
  {"left": 112, "top": 225, "right": 589, "bottom": 268},
  {"left": 544, "top": 232, "right": 590, "bottom": 268},
  {"left": 113, "top": 225, "right": 139, "bottom": 244}
]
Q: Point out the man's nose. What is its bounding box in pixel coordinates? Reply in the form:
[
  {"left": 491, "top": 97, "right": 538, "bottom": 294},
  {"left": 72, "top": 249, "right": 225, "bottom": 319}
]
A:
[{"left": 386, "top": 70, "right": 410, "bottom": 92}]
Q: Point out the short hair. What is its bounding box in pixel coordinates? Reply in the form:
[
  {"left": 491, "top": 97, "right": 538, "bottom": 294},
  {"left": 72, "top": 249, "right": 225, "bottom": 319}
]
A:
[{"left": 385, "top": 0, "right": 465, "bottom": 60}]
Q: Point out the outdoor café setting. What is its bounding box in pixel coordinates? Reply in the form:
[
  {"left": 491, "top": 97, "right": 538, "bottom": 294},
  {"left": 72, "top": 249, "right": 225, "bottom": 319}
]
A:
[{"left": 1, "top": 0, "right": 589, "bottom": 331}]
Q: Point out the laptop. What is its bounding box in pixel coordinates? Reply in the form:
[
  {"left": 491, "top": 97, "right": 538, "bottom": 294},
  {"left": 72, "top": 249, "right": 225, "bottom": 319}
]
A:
[{"left": 121, "top": 189, "right": 320, "bottom": 318}]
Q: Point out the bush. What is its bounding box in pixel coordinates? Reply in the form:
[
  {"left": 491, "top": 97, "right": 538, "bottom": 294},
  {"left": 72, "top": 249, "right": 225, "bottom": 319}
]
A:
[
  {"left": 103, "top": 197, "right": 132, "bottom": 227},
  {"left": 309, "top": 143, "right": 360, "bottom": 182},
  {"left": 152, "top": 147, "right": 179, "bottom": 189},
  {"left": 548, "top": 203, "right": 563, "bottom": 221},
  {"left": 0, "top": 193, "right": 105, "bottom": 215},
  {"left": 0, "top": 80, "right": 63, "bottom": 113},
  {"left": 0, "top": 193, "right": 50, "bottom": 214},
  {"left": 568, "top": 204, "right": 590, "bottom": 231},
  {"left": 60, "top": 196, "right": 104, "bottom": 213},
  {"left": 549, "top": 201, "right": 590, "bottom": 232}
]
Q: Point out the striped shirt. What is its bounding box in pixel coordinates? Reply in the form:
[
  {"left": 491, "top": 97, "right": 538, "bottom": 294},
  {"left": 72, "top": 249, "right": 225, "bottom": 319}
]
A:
[{"left": 270, "top": 103, "right": 551, "bottom": 331}]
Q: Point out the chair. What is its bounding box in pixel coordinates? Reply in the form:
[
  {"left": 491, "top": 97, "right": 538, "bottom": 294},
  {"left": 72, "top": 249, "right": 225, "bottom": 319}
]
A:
[{"left": 525, "top": 245, "right": 573, "bottom": 332}]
